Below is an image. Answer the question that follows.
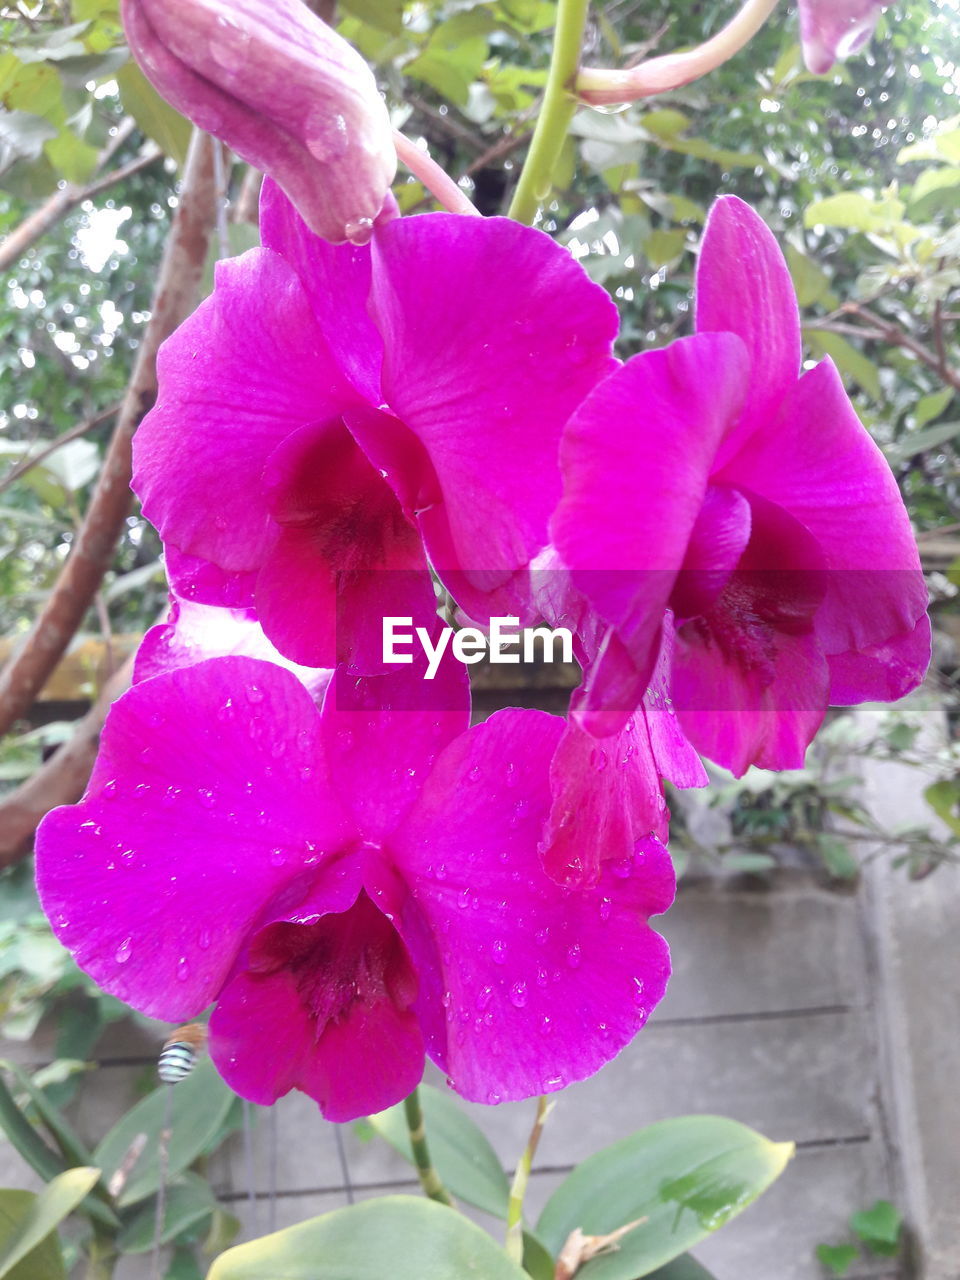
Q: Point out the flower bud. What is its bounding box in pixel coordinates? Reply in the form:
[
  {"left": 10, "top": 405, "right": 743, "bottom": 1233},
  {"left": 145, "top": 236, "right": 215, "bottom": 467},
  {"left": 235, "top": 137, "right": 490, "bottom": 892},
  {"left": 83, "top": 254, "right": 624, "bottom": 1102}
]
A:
[
  {"left": 121, "top": 0, "right": 396, "bottom": 244},
  {"left": 798, "top": 0, "right": 887, "bottom": 75}
]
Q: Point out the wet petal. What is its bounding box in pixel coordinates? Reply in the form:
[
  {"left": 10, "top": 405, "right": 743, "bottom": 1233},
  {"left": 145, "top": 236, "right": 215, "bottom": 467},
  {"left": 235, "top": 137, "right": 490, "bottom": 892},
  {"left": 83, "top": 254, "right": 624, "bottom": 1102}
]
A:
[{"left": 35, "top": 657, "right": 353, "bottom": 1020}]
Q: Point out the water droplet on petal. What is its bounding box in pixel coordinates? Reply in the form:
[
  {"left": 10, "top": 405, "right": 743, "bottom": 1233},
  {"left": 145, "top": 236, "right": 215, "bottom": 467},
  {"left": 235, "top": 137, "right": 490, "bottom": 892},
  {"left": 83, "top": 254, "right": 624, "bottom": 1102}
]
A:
[
  {"left": 566, "top": 943, "right": 582, "bottom": 969},
  {"left": 246, "top": 683, "right": 264, "bottom": 704},
  {"left": 467, "top": 765, "right": 481, "bottom": 783},
  {"left": 491, "top": 939, "right": 507, "bottom": 965},
  {"left": 176, "top": 956, "right": 190, "bottom": 983},
  {"left": 344, "top": 216, "right": 374, "bottom": 245},
  {"left": 476, "top": 985, "right": 493, "bottom": 1011},
  {"left": 457, "top": 888, "right": 470, "bottom": 910},
  {"left": 115, "top": 937, "right": 133, "bottom": 964},
  {"left": 269, "top": 848, "right": 286, "bottom": 868},
  {"left": 486, "top": 1090, "right": 502, "bottom": 1105},
  {"left": 197, "top": 788, "right": 216, "bottom": 808},
  {"left": 198, "top": 928, "right": 212, "bottom": 951},
  {"left": 509, "top": 980, "right": 528, "bottom": 1008},
  {"left": 599, "top": 897, "right": 612, "bottom": 922},
  {"left": 591, "top": 747, "right": 608, "bottom": 772}
]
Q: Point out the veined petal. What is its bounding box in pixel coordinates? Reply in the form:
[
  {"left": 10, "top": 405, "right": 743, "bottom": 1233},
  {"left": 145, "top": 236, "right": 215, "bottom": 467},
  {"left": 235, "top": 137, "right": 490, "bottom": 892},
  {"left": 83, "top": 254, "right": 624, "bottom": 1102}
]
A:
[
  {"left": 553, "top": 332, "right": 751, "bottom": 684},
  {"left": 391, "top": 709, "right": 674, "bottom": 1103},
  {"left": 696, "top": 196, "right": 802, "bottom": 455},
  {"left": 370, "top": 214, "right": 619, "bottom": 609},
  {"left": 35, "top": 657, "right": 354, "bottom": 1021},
  {"left": 716, "top": 358, "right": 930, "bottom": 668},
  {"left": 828, "top": 612, "right": 932, "bottom": 704},
  {"left": 133, "top": 248, "right": 354, "bottom": 571}
]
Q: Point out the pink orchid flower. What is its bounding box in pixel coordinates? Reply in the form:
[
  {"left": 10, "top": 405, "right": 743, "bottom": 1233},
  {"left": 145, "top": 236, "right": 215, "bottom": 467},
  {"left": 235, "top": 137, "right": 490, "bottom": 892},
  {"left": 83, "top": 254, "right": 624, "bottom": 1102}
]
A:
[
  {"left": 133, "top": 181, "right": 618, "bottom": 672},
  {"left": 798, "top": 1, "right": 888, "bottom": 75},
  {"left": 552, "top": 196, "right": 930, "bottom": 777},
  {"left": 36, "top": 653, "right": 673, "bottom": 1119},
  {"left": 121, "top": 0, "right": 396, "bottom": 243}
]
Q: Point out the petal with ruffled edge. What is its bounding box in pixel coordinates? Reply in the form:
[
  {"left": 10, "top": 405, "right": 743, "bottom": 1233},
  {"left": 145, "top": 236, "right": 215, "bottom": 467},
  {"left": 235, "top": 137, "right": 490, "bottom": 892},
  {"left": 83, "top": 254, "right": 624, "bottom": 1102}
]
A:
[
  {"left": 695, "top": 196, "right": 802, "bottom": 461},
  {"left": 165, "top": 547, "right": 257, "bottom": 611},
  {"left": 717, "top": 358, "right": 930, "bottom": 680},
  {"left": 828, "top": 613, "right": 932, "bottom": 704},
  {"left": 35, "top": 657, "right": 354, "bottom": 1021},
  {"left": 368, "top": 214, "right": 620, "bottom": 619},
  {"left": 554, "top": 332, "right": 751, "bottom": 688},
  {"left": 209, "top": 890, "right": 423, "bottom": 1120},
  {"left": 133, "top": 248, "right": 356, "bottom": 572},
  {"left": 390, "top": 709, "right": 675, "bottom": 1103},
  {"left": 254, "top": 419, "right": 438, "bottom": 670},
  {"left": 134, "top": 598, "right": 330, "bottom": 701}
]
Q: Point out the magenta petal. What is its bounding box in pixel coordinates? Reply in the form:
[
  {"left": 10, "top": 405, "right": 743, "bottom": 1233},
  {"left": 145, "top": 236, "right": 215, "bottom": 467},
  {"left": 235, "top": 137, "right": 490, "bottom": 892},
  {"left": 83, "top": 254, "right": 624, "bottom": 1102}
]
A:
[
  {"left": 392, "top": 709, "right": 674, "bottom": 1103},
  {"left": 799, "top": 0, "right": 886, "bottom": 73},
  {"left": 133, "top": 248, "right": 353, "bottom": 570},
  {"left": 672, "top": 485, "right": 752, "bottom": 619},
  {"left": 135, "top": 598, "right": 330, "bottom": 700},
  {"left": 321, "top": 652, "right": 470, "bottom": 844},
  {"left": 255, "top": 419, "right": 437, "bottom": 670},
  {"left": 370, "top": 214, "right": 619, "bottom": 593},
  {"left": 35, "top": 657, "right": 353, "bottom": 1020},
  {"left": 540, "top": 713, "right": 669, "bottom": 886},
  {"left": 554, "top": 332, "right": 750, "bottom": 682},
  {"left": 259, "top": 179, "right": 382, "bottom": 402},
  {"left": 696, "top": 197, "right": 802, "bottom": 452},
  {"left": 829, "top": 612, "right": 932, "bottom": 704},
  {"left": 209, "top": 893, "right": 424, "bottom": 1120},
  {"left": 165, "top": 547, "right": 257, "bottom": 611},
  {"left": 718, "top": 358, "right": 929, "bottom": 666}
]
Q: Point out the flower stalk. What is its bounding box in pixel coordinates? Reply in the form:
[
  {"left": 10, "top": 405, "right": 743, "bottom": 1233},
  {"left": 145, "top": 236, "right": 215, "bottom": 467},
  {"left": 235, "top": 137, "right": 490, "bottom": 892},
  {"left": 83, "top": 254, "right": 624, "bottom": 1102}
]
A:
[
  {"left": 505, "top": 1095, "right": 553, "bottom": 1264},
  {"left": 403, "top": 1087, "right": 455, "bottom": 1207},
  {"left": 392, "top": 130, "right": 481, "bottom": 217},
  {"left": 508, "top": 0, "right": 591, "bottom": 225},
  {"left": 576, "top": 0, "right": 780, "bottom": 106}
]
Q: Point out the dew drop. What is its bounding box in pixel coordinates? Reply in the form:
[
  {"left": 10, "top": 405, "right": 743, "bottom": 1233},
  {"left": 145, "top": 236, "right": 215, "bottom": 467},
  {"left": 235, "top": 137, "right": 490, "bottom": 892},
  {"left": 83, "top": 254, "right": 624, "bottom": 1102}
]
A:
[
  {"left": 246, "top": 683, "right": 264, "bottom": 704},
  {"left": 486, "top": 1090, "right": 502, "bottom": 1105},
  {"left": 198, "top": 928, "right": 212, "bottom": 951},
  {"left": 457, "top": 888, "right": 471, "bottom": 910},
  {"left": 269, "top": 848, "right": 286, "bottom": 868},
  {"left": 599, "top": 897, "right": 612, "bottom": 922},
  {"left": 467, "top": 765, "right": 482, "bottom": 783},
  {"left": 101, "top": 779, "right": 117, "bottom": 800},
  {"left": 114, "top": 937, "right": 133, "bottom": 964},
  {"left": 590, "top": 747, "right": 608, "bottom": 772},
  {"left": 197, "top": 788, "right": 216, "bottom": 809},
  {"left": 534, "top": 927, "right": 550, "bottom": 946},
  {"left": 176, "top": 956, "right": 191, "bottom": 983},
  {"left": 441, "top": 989, "right": 452, "bottom": 1008},
  {"left": 509, "top": 980, "right": 528, "bottom": 1008},
  {"left": 344, "top": 216, "right": 374, "bottom": 245},
  {"left": 566, "top": 943, "right": 582, "bottom": 969},
  {"left": 539, "top": 1014, "right": 553, "bottom": 1036},
  {"left": 491, "top": 939, "right": 507, "bottom": 965},
  {"left": 476, "top": 985, "right": 493, "bottom": 1011},
  {"left": 505, "top": 761, "right": 517, "bottom": 787}
]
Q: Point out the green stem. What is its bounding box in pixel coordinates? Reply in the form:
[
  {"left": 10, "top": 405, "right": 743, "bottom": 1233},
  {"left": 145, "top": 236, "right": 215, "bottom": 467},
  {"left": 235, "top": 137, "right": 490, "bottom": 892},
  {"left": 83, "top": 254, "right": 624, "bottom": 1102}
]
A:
[
  {"left": 505, "top": 1095, "right": 553, "bottom": 1264},
  {"left": 508, "top": 0, "right": 590, "bottom": 225},
  {"left": 403, "top": 1087, "right": 454, "bottom": 1206},
  {"left": 83, "top": 1231, "right": 118, "bottom": 1280}
]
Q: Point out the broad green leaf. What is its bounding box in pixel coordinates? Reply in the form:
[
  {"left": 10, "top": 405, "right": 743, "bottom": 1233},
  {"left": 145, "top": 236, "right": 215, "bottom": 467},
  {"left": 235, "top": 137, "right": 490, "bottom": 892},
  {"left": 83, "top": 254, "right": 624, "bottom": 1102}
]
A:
[
  {"left": 117, "top": 62, "right": 191, "bottom": 165},
  {"left": 924, "top": 779, "right": 960, "bottom": 836},
  {"left": 116, "top": 1173, "right": 215, "bottom": 1253},
  {"left": 340, "top": 0, "right": 404, "bottom": 33},
  {"left": 721, "top": 852, "right": 777, "bottom": 875},
  {"left": 522, "top": 1229, "right": 555, "bottom": 1280},
  {"left": 804, "top": 193, "right": 903, "bottom": 233},
  {"left": 899, "top": 126, "right": 960, "bottom": 166},
  {"left": 207, "top": 1196, "right": 529, "bottom": 1280},
  {"left": 909, "top": 165, "right": 960, "bottom": 218},
  {"left": 642, "top": 109, "right": 691, "bottom": 140},
  {"left": 644, "top": 229, "right": 687, "bottom": 266},
  {"left": 0, "top": 1193, "right": 63, "bottom": 1280},
  {"left": 850, "top": 1200, "right": 901, "bottom": 1256},
  {"left": 164, "top": 1249, "right": 204, "bottom": 1280},
  {"left": 93, "top": 1056, "right": 235, "bottom": 1207},
  {"left": 43, "top": 131, "right": 99, "bottom": 184},
  {"left": 887, "top": 419, "right": 960, "bottom": 463},
  {"left": 814, "top": 1243, "right": 858, "bottom": 1275},
  {"left": 785, "top": 245, "right": 834, "bottom": 308},
  {"left": 914, "top": 387, "right": 954, "bottom": 428},
  {"left": 537, "top": 1116, "right": 794, "bottom": 1279},
  {"left": 0, "top": 1060, "right": 94, "bottom": 1170},
  {"left": 646, "top": 1257, "right": 717, "bottom": 1279},
  {"left": 368, "top": 1084, "right": 510, "bottom": 1217},
  {"left": 816, "top": 836, "right": 860, "bottom": 880},
  {"left": 806, "top": 331, "right": 882, "bottom": 401},
  {"left": 0, "top": 1168, "right": 99, "bottom": 1280}
]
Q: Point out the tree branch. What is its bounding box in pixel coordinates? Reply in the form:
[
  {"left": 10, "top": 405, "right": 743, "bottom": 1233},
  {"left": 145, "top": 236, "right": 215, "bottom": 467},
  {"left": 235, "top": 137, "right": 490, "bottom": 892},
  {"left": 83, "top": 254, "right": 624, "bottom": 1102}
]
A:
[
  {"left": 808, "top": 302, "right": 960, "bottom": 393},
  {"left": 0, "top": 402, "right": 121, "bottom": 499},
  {"left": 0, "top": 131, "right": 220, "bottom": 738},
  {"left": 0, "top": 119, "right": 152, "bottom": 275}
]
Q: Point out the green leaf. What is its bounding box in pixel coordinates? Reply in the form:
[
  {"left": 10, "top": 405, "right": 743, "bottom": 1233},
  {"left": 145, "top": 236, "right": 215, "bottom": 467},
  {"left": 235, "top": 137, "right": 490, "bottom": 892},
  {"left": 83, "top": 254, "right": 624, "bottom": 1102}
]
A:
[
  {"left": 644, "top": 229, "right": 687, "bottom": 266},
  {"left": 850, "top": 1200, "right": 902, "bottom": 1253},
  {"left": 815, "top": 1243, "right": 859, "bottom": 1275},
  {"left": 207, "top": 1196, "right": 529, "bottom": 1280},
  {"left": 914, "top": 387, "right": 954, "bottom": 429},
  {"left": 537, "top": 1116, "right": 794, "bottom": 1279},
  {"left": 0, "top": 1168, "right": 99, "bottom": 1280},
  {"left": 93, "top": 1056, "right": 235, "bottom": 1207},
  {"left": 815, "top": 836, "right": 860, "bottom": 880},
  {"left": 0, "top": 1193, "right": 63, "bottom": 1280},
  {"left": 116, "top": 1173, "right": 215, "bottom": 1253},
  {"left": 645, "top": 1257, "right": 718, "bottom": 1279},
  {"left": 117, "top": 62, "right": 191, "bottom": 165},
  {"left": 804, "top": 193, "right": 899, "bottom": 233},
  {"left": 521, "top": 1229, "right": 555, "bottom": 1280},
  {"left": 368, "top": 1084, "right": 510, "bottom": 1218},
  {"left": 0, "top": 1060, "right": 94, "bottom": 1170},
  {"left": 164, "top": 1248, "right": 204, "bottom": 1280},
  {"left": 0, "top": 111, "right": 58, "bottom": 165},
  {"left": 340, "top": 0, "right": 404, "bottom": 33},
  {"left": 785, "top": 246, "right": 834, "bottom": 309},
  {"left": 806, "top": 331, "right": 882, "bottom": 401},
  {"left": 924, "top": 779, "right": 960, "bottom": 836},
  {"left": 721, "top": 852, "right": 778, "bottom": 874}
]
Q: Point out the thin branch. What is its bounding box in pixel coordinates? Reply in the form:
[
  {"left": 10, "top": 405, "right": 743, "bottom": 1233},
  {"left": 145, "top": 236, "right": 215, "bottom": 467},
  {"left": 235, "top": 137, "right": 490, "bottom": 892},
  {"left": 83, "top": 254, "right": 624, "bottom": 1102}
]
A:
[
  {"left": 0, "top": 402, "right": 120, "bottom": 499},
  {"left": 0, "top": 652, "right": 135, "bottom": 865},
  {"left": 808, "top": 302, "right": 960, "bottom": 393},
  {"left": 0, "top": 131, "right": 220, "bottom": 738},
  {"left": 0, "top": 119, "right": 145, "bottom": 274}
]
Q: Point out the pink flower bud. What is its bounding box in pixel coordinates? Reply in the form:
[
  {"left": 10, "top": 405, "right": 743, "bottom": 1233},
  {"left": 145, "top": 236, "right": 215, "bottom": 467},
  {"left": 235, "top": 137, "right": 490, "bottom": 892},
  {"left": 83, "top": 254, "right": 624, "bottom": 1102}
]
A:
[
  {"left": 121, "top": 0, "right": 396, "bottom": 243},
  {"left": 798, "top": 0, "right": 887, "bottom": 75}
]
